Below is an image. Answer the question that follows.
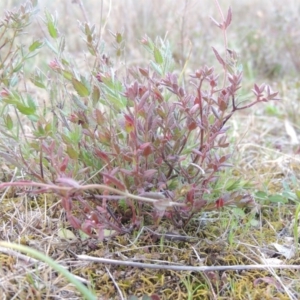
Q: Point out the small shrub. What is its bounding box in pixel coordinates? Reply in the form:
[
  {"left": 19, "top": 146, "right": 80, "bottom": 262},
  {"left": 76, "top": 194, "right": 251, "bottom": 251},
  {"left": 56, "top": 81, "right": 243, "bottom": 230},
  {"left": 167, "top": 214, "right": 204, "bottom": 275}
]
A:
[{"left": 0, "top": 2, "right": 279, "bottom": 239}]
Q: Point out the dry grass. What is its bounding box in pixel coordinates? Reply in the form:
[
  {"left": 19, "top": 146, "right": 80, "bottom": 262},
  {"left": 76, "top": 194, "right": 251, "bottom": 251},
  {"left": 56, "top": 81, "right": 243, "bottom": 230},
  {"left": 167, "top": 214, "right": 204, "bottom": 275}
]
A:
[{"left": 1, "top": 0, "right": 300, "bottom": 299}]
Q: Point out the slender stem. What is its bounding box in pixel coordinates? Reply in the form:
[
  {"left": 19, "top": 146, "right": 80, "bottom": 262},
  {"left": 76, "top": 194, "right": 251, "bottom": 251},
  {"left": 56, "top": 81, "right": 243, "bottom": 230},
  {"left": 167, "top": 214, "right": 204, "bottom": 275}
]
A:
[
  {"left": 0, "top": 181, "right": 186, "bottom": 207},
  {"left": 214, "top": 0, "right": 228, "bottom": 86},
  {"left": 77, "top": 254, "right": 300, "bottom": 272}
]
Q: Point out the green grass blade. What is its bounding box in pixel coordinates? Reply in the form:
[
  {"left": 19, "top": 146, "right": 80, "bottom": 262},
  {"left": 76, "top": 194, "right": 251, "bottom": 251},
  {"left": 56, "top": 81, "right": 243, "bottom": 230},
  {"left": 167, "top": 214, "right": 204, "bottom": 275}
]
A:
[{"left": 0, "top": 242, "right": 97, "bottom": 300}]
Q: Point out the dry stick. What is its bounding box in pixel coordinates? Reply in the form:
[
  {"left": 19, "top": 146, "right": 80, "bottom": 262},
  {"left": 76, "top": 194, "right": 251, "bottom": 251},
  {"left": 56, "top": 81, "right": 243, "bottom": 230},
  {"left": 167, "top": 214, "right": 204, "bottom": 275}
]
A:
[
  {"left": 0, "top": 246, "right": 38, "bottom": 265},
  {"left": 0, "top": 181, "right": 185, "bottom": 208},
  {"left": 105, "top": 266, "right": 125, "bottom": 300},
  {"left": 77, "top": 255, "right": 300, "bottom": 272},
  {"left": 0, "top": 247, "right": 89, "bottom": 285}
]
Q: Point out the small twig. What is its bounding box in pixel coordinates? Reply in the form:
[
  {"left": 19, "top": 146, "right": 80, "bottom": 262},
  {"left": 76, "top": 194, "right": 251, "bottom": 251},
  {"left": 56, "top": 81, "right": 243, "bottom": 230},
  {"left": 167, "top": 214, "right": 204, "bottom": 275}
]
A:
[
  {"left": 77, "top": 255, "right": 300, "bottom": 272},
  {"left": 76, "top": 0, "right": 89, "bottom": 23},
  {"left": 0, "top": 246, "right": 39, "bottom": 265},
  {"left": 0, "top": 181, "right": 186, "bottom": 208},
  {"left": 0, "top": 247, "right": 89, "bottom": 285},
  {"left": 105, "top": 266, "right": 125, "bottom": 300}
]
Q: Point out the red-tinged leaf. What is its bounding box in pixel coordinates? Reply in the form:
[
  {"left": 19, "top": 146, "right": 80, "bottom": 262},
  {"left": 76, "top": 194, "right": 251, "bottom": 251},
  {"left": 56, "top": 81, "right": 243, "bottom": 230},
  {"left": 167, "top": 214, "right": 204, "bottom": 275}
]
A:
[
  {"left": 211, "top": 105, "right": 220, "bottom": 119},
  {"left": 120, "top": 168, "right": 134, "bottom": 176},
  {"left": 194, "top": 97, "right": 200, "bottom": 105},
  {"left": 140, "top": 142, "right": 152, "bottom": 157},
  {"left": 225, "top": 7, "right": 232, "bottom": 28},
  {"left": 150, "top": 294, "right": 160, "bottom": 300},
  {"left": 259, "top": 83, "right": 266, "bottom": 93},
  {"left": 193, "top": 199, "right": 207, "bottom": 210},
  {"left": 219, "top": 99, "right": 227, "bottom": 111},
  {"left": 153, "top": 88, "right": 163, "bottom": 102},
  {"left": 95, "top": 109, "right": 106, "bottom": 125},
  {"left": 143, "top": 145, "right": 152, "bottom": 156},
  {"left": 143, "top": 169, "right": 157, "bottom": 179},
  {"left": 81, "top": 220, "right": 93, "bottom": 236},
  {"left": 253, "top": 83, "right": 260, "bottom": 94},
  {"left": 68, "top": 214, "right": 81, "bottom": 229},
  {"left": 94, "top": 148, "right": 110, "bottom": 164},
  {"left": 192, "top": 149, "right": 203, "bottom": 156},
  {"left": 60, "top": 156, "right": 69, "bottom": 172},
  {"left": 139, "top": 67, "right": 149, "bottom": 77},
  {"left": 88, "top": 211, "right": 100, "bottom": 223},
  {"left": 212, "top": 47, "right": 226, "bottom": 67},
  {"left": 219, "top": 143, "right": 229, "bottom": 148},
  {"left": 269, "top": 91, "right": 279, "bottom": 100},
  {"left": 187, "top": 119, "right": 197, "bottom": 131},
  {"left": 189, "top": 103, "right": 199, "bottom": 114},
  {"left": 186, "top": 189, "right": 195, "bottom": 204},
  {"left": 124, "top": 114, "right": 134, "bottom": 133},
  {"left": 228, "top": 74, "right": 234, "bottom": 84},
  {"left": 102, "top": 173, "right": 126, "bottom": 191},
  {"left": 137, "top": 90, "right": 150, "bottom": 111},
  {"left": 98, "top": 131, "right": 110, "bottom": 144},
  {"left": 219, "top": 125, "right": 230, "bottom": 133},
  {"left": 219, "top": 154, "right": 231, "bottom": 163},
  {"left": 61, "top": 197, "right": 72, "bottom": 211},
  {"left": 216, "top": 197, "right": 225, "bottom": 208},
  {"left": 139, "top": 142, "right": 152, "bottom": 150}
]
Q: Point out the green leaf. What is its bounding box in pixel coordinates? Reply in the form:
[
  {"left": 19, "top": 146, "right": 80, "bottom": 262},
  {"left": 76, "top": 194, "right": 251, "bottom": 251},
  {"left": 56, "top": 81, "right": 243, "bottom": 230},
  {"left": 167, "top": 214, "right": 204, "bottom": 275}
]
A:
[
  {"left": 296, "top": 190, "right": 300, "bottom": 200},
  {"left": 45, "top": 11, "right": 58, "bottom": 39},
  {"left": 232, "top": 207, "right": 246, "bottom": 218},
  {"left": 154, "top": 46, "right": 163, "bottom": 64},
  {"left": 27, "top": 95, "right": 37, "bottom": 110},
  {"left": 67, "top": 145, "right": 79, "bottom": 160},
  {"left": 10, "top": 75, "right": 19, "bottom": 87},
  {"left": 30, "top": 71, "right": 46, "bottom": 89},
  {"left": 62, "top": 133, "right": 72, "bottom": 144},
  {"left": 62, "top": 70, "right": 73, "bottom": 81},
  {"left": 0, "top": 242, "right": 96, "bottom": 300},
  {"left": 91, "top": 85, "right": 100, "bottom": 105},
  {"left": 150, "top": 60, "right": 162, "bottom": 75},
  {"left": 116, "top": 32, "right": 122, "bottom": 44},
  {"left": 72, "top": 78, "right": 90, "bottom": 97},
  {"left": 29, "top": 40, "right": 44, "bottom": 52},
  {"left": 250, "top": 219, "right": 259, "bottom": 227},
  {"left": 16, "top": 103, "right": 36, "bottom": 115},
  {"left": 28, "top": 114, "right": 39, "bottom": 122},
  {"left": 13, "top": 60, "right": 23, "bottom": 73},
  {"left": 4, "top": 114, "right": 13, "bottom": 130},
  {"left": 58, "top": 228, "right": 77, "bottom": 240},
  {"left": 72, "top": 94, "right": 87, "bottom": 110},
  {"left": 255, "top": 191, "right": 268, "bottom": 199},
  {"left": 268, "top": 194, "right": 287, "bottom": 203},
  {"left": 58, "top": 36, "right": 66, "bottom": 54}
]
